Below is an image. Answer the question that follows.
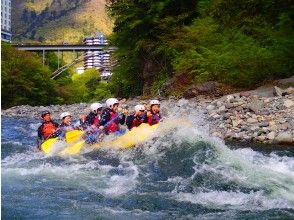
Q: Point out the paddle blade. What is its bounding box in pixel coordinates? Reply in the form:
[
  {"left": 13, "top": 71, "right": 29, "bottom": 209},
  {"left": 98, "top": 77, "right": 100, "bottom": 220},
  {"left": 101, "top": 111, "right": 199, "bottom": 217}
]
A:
[
  {"left": 65, "top": 130, "right": 84, "bottom": 143},
  {"left": 41, "top": 138, "right": 58, "bottom": 154}
]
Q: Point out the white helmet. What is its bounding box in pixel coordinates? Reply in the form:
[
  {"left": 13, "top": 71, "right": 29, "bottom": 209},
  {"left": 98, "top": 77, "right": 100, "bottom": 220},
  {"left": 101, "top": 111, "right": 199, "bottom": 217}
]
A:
[
  {"left": 135, "top": 104, "right": 145, "bottom": 112},
  {"left": 106, "top": 98, "right": 119, "bottom": 108},
  {"left": 90, "top": 102, "right": 103, "bottom": 112},
  {"left": 150, "top": 100, "right": 160, "bottom": 106},
  {"left": 60, "top": 112, "right": 71, "bottom": 119}
]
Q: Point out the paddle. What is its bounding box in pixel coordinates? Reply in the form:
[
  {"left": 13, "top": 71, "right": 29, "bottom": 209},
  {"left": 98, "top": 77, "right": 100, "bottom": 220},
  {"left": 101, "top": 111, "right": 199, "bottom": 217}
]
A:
[
  {"left": 65, "top": 130, "right": 84, "bottom": 143},
  {"left": 41, "top": 129, "right": 84, "bottom": 153},
  {"left": 61, "top": 112, "right": 123, "bottom": 155}
]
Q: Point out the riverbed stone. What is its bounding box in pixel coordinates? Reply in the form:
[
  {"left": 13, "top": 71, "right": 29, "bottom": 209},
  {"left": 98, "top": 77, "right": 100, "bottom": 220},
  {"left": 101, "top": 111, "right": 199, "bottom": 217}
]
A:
[
  {"left": 279, "top": 122, "right": 290, "bottom": 131},
  {"left": 232, "top": 119, "right": 242, "bottom": 127},
  {"left": 285, "top": 87, "right": 294, "bottom": 94},
  {"left": 227, "top": 95, "right": 234, "bottom": 103},
  {"left": 206, "top": 105, "right": 215, "bottom": 111},
  {"left": 267, "top": 131, "right": 276, "bottom": 140},
  {"left": 256, "top": 135, "right": 266, "bottom": 142},
  {"left": 248, "top": 98, "right": 264, "bottom": 113},
  {"left": 247, "top": 118, "right": 258, "bottom": 124},
  {"left": 225, "top": 103, "right": 234, "bottom": 109},
  {"left": 274, "top": 132, "right": 293, "bottom": 144},
  {"left": 216, "top": 101, "right": 222, "bottom": 107},
  {"left": 240, "top": 91, "right": 251, "bottom": 97},
  {"left": 269, "top": 124, "right": 278, "bottom": 131},
  {"left": 284, "top": 99, "right": 294, "bottom": 108},
  {"left": 274, "top": 86, "right": 284, "bottom": 96}
]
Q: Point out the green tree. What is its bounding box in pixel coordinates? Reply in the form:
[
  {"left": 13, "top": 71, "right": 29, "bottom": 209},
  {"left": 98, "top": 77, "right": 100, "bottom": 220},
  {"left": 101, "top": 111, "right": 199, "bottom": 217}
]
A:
[
  {"left": 1, "top": 43, "right": 59, "bottom": 108},
  {"left": 107, "top": 0, "right": 199, "bottom": 96},
  {"left": 107, "top": 0, "right": 293, "bottom": 94},
  {"left": 69, "top": 68, "right": 112, "bottom": 102}
]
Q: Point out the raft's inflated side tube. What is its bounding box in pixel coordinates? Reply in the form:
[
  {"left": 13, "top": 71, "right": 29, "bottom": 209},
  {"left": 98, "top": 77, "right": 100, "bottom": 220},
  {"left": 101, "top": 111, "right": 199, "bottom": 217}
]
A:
[{"left": 92, "top": 123, "right": 159, "bottom": 150}]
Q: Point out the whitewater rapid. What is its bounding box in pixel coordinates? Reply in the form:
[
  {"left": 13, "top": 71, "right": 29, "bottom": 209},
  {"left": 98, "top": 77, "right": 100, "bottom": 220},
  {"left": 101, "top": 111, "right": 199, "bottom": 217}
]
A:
[{"left": 1, "top": 110, "right": 294, "bottom": 219}]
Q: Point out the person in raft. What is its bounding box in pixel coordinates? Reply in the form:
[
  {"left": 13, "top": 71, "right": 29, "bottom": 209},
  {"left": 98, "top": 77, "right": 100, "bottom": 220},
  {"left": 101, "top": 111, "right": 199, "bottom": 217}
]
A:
[
  {"left": 58, "top": 112, "right": 76, "bottom": 133},
  {"left": 99, "top": 98, "right": 128, "bottom": 135},
  {"left": 146, "top": 100, "right": 161, "bottom": 126},
  {"left": 84, "top": 102, "right": 103, "bottom": 129},
  {"left": 37, "top": 110, "right": 59, "bottom": 149},
  {"left": 126, "top": 105, "right": 146, "bottom": 130}
]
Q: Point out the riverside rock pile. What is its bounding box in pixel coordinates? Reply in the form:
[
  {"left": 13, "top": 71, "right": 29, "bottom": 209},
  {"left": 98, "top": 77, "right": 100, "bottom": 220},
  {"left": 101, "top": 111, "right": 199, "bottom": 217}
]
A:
[
  {"left": 204, "top": 86, "right": 294, "bottom": 145},
  {"left": 2, "top": 87, "right": 293, "bottom": 145}
]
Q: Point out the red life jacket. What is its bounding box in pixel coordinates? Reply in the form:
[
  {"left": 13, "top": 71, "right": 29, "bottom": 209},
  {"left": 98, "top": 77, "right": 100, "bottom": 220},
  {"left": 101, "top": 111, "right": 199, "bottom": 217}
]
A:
[
  {"left": 131, "top": 116, "right": 144, "bottom": 129},
  {"left": 107, "top": 111, "right": 119, "bottom": 132},
  {"left": 147, "top": 112, "right": 161, "bottom": 126},
  {"left": 42, "top": 122, "right": 57, "bottom": 138},
  {"left": 93, "top": 116, "right": 100, "bottom": 127}
]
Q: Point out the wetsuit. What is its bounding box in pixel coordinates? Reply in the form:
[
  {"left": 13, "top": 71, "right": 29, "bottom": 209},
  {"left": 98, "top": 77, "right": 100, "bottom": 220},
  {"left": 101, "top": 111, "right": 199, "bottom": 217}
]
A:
[{"left": 126, "top": 113, "right": 146, "bottom": 130}]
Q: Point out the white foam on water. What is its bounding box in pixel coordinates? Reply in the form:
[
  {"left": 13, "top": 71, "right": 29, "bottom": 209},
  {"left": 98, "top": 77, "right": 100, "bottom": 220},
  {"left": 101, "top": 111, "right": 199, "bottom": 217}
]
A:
[
  {"left": 2, "top": 141, "right": 23, "bottom": 146},
  {"left": 2, "top": 150, "right": 45, "bottom": 167},
  {"left": 96, "top": 206, "right": 167, "bottom": 220},
  {"left": 2, "top": 108, "right": 294, "bottom": 216},
  {"left": 2, "top": 151, "right": 140, "bottom": 198},
  {"left": 176, "top": 190, "right": 293, "bottom": 210},
  {"left": 29, "top": 122, "right": 41, "bottom": 130},
  {"left": 139, "top": 112, "right": 294, "bottom": 210},
  {"left": 103, "top": 162, "right": 139, "bottom": 197}
]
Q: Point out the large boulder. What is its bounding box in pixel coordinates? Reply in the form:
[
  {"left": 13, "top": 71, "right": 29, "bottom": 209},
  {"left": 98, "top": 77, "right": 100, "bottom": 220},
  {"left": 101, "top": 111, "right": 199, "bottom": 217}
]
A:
[
  {"left": 274, "top": 132, "right": 293, "bottom": 144},
  {"left": 273, "top": 86, "right": 293, "bottom": 96},
  {"left": 183, "top": 81, "right": 222, "bottom": 99}
]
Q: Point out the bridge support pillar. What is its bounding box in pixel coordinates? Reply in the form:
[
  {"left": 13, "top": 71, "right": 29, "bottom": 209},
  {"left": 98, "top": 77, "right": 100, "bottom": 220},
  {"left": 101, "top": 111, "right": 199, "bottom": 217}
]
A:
[
  {"left": 57, "top": 49, "right": 60, "bottom": 69},
  {"left": 42, "top": 50, "right": 45, "bottom": 66}
]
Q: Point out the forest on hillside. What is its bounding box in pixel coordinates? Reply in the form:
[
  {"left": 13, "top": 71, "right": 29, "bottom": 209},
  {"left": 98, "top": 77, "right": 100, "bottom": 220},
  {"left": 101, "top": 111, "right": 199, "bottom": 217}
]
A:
[
  {"left": 12, "top": 0, "right": 112, "bottom": 43},
  {"left": 107, "top": 0, "right": 294, "bottom": 97},
  {"left": 2, "top": 0, "right": 293, "bottom": 108},
  {"left": 1, "top": 43, "right": 111, "bottom": 109}
]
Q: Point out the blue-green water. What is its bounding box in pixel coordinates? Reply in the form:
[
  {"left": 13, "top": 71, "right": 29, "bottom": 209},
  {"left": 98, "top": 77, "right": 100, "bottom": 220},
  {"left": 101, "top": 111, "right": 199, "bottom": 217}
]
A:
[{"left": 2, "top": 116, "right": 294, "bottom": 219}]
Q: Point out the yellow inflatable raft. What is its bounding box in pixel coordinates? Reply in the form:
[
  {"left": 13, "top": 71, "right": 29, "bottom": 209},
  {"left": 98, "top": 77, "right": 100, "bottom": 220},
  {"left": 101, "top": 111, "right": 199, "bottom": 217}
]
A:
[{"left": 41, "top": 124, "right": 158, "bottom": 155}]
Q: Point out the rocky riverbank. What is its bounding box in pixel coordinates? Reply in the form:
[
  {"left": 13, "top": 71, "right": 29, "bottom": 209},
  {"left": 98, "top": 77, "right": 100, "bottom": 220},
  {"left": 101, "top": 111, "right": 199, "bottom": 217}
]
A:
[
  {"left": 204, "top": 86, "right": 294, "bottom": 145},
  {"left": 2, "top": 86, "right": 293, "bottom": 145}
]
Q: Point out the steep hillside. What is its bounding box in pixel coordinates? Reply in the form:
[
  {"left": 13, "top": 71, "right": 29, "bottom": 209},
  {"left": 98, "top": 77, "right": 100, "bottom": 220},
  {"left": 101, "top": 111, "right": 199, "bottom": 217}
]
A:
[{"left": 12, "top": 0, "right": 113, "bottom": 43}]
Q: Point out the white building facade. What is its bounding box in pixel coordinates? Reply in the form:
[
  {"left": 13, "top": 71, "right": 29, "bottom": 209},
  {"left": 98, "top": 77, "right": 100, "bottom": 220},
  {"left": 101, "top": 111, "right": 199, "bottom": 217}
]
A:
[
  {"left": 83, "top": 32, "right": 113, "bottom": 80},
  {"left": 1, "top": 0, "right": 12, "bottom": 42}
]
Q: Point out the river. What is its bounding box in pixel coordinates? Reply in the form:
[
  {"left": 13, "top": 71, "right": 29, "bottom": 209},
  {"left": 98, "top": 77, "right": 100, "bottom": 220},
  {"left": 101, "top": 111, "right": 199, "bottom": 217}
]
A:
[{"left": 2, "top": 116, "right": 294, "bottom": 219}]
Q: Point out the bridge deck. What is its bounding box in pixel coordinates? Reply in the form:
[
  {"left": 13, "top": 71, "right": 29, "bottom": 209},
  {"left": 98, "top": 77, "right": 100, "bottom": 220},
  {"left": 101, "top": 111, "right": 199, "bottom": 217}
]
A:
[{"left": 13, "top": 44, "right": 117, "bottom": 51}]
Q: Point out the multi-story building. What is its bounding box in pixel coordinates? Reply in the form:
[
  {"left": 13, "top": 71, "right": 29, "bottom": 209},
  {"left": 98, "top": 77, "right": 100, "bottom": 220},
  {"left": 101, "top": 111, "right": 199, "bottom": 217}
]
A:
[
  {"left": 82, "top": 32, "right": 112, "bottom": 80},
  {"left": 1, "top": 0, "right": 12, "bottom": 42}
]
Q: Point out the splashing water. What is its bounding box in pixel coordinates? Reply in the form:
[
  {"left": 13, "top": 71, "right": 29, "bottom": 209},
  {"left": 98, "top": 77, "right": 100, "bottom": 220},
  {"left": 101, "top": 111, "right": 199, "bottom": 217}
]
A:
[{"left": 1, "top": 113, "right": 294, "bottom": 219}]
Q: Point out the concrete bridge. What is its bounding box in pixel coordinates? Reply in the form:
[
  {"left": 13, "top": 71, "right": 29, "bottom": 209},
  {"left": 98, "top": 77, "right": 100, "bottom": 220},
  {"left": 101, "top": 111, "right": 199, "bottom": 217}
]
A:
[
  {"left": 14, "top": 44, "right": 116, "bottom": 52},
  {"left": 13, "top": 44, "right": 117, "bottom": 79}
]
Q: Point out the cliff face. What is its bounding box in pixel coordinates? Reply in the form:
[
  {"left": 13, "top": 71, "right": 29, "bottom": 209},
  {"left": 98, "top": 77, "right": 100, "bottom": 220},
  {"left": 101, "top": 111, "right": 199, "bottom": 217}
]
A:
[{"left": 12, "top": 0, "right": 113, "bottom": 43}]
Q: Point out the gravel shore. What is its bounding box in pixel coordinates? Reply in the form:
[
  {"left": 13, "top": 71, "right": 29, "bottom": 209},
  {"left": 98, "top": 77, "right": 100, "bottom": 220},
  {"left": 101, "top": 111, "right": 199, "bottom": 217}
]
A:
[{"left": 2, "top": 86, "right": 293, "bottom": 145}]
